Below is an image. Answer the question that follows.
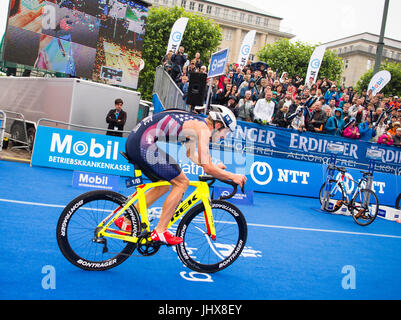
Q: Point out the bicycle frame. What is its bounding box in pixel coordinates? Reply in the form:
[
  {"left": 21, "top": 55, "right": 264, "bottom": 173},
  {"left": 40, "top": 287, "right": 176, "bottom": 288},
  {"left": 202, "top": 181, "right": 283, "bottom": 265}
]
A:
[
  {"left": 94, "top": 177, "right": 215, "bottom": 244},
  {"left": 334, "top": 173, "right": 368, "bottom": 206}
]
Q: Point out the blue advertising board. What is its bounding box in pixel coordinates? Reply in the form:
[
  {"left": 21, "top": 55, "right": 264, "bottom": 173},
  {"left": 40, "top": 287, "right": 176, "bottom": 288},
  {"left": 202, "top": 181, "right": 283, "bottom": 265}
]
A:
[
  {"left": 208, "top": 48, "right": 230, "bottom": 78},
  {"left": 72, "top": 171, "right": 120, "bottom": 191},
  {"left": 31, "top": 126, "right": 134, "bottom": 176}
]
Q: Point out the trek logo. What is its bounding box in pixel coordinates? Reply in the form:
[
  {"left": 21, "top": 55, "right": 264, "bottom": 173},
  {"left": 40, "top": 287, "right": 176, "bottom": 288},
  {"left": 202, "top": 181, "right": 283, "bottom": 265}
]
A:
[
  {"left": 50, "top": 133, "right": 119, "bottom": 160},
  {"left": 171, "top": 194, "right": 199, "bottom": 222}
]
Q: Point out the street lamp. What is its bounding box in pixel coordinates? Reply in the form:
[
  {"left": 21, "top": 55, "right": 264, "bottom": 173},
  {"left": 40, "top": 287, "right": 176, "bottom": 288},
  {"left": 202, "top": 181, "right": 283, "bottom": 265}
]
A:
[{"left": 373, "top": 0, "right": 390, "bottom": 74}]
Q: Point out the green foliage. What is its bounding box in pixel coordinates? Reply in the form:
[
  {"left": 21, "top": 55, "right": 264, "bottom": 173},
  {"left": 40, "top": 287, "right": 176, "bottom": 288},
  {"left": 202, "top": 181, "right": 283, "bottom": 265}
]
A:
[
  {"left": 356, "top": 61, "right": 401, "bottom": 95},
  {"left": 257, "top": 39, "right": 343, "bottom": 83},
  {"left": 138, "top": 6, "right": 222, "bottom": 100}
]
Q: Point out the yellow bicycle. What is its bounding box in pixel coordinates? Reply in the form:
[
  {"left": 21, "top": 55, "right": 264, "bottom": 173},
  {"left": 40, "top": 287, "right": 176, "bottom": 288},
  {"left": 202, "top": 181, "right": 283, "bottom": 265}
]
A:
[{"left": 56, "top": 153, "right": 247, "bottom": 273}]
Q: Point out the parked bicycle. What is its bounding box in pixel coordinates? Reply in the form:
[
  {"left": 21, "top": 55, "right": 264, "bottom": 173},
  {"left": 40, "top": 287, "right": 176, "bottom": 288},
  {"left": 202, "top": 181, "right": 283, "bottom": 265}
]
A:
[
  {"left": 319, "top": 164, "right": 379, "bottom": 226},
  {"left": 56, "top": 153, "right": 247, "bottom": 273}
]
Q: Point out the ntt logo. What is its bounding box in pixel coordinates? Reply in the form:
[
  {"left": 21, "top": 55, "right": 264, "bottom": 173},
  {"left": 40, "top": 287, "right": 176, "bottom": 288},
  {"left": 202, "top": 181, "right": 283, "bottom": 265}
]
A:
[
  {"left": 50, "top": 133, "right": 119, "bottom": 160},
  {"left": 250, "top": 161, "right": 273, "bottom": 185}
]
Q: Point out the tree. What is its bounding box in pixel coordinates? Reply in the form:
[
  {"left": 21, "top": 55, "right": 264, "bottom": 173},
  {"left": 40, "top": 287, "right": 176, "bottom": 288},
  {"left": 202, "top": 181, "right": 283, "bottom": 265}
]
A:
[
  {"left": 356, "top": 61, "right": 401, "bottom": 95},
  {"left": 138, "top": 6, "right": 222, "bottom": 100},
  {"left": 257, "top": 39, "right": 343, "bottom": 83}
]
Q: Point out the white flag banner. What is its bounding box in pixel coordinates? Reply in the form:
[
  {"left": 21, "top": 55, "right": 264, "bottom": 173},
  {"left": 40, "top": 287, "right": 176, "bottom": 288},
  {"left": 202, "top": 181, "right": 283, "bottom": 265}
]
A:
[
  {"left": 305, "top": 44, "right": 326, "bottom": 85},
  {"left": 166, "top": 17, "right": 189, "bottom": 54},
  {"left": 367, "top": 70, "right": 391, "bottom": 96},
  {"left": 237, "top": 30, "right": 256, "bottom": 67}
]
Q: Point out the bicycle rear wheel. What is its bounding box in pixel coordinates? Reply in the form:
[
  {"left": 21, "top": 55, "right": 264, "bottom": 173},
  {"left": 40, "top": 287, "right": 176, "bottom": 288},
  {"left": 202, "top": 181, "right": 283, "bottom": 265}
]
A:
[
  {"left": 351, "top": 188, "right": 379, "bottom": 226},
  {"left": 319, "top": 180, "right": 345, "bottom": 212},
  {"left": 56, "top": 190, "right": 141, "bottom": 271},
  {"left": 176, "top": 200, "right": 247, "bottom": 273}
]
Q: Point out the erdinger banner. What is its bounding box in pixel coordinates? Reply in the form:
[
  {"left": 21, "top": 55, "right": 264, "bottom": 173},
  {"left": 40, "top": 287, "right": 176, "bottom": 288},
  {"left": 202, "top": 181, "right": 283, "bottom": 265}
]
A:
[
  {"left": 166, "top": 17, "right": 189, "bottom": 54},
  {"left": 237, "top": 30, "right": 256, "bottom": 67},
  {"left": 217, "top": 121, "right": 401, "bottom": 175},
  {"left": 368, "top": 70, "right": 391, "bottom": 97}
]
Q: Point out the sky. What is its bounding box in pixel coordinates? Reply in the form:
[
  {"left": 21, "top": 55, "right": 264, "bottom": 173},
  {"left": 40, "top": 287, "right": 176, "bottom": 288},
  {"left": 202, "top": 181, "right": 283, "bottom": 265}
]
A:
[{"left": 0, "top": 0, "right": 401, "bottom": 45}]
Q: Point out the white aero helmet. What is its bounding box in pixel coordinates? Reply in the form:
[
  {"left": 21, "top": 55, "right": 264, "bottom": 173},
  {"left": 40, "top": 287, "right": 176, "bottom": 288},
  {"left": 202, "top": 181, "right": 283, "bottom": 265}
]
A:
[{"left": 208, "top": 104, "right": 237, "bottom": 132}]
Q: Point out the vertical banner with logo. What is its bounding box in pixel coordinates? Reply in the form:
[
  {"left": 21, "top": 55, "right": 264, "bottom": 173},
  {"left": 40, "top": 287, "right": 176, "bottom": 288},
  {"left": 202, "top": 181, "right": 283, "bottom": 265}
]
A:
[
  {"left": 367, "top": 70, "right": 392, "bottom": 97},
  {"left": 166, "top": 17, "right": 189, "bottom": 54},
  {"left": 237, "top": 30, "right": 256, "bottom": 67},
  {"left": 305, "top": 45, "right": 326, "bottom": 85}
]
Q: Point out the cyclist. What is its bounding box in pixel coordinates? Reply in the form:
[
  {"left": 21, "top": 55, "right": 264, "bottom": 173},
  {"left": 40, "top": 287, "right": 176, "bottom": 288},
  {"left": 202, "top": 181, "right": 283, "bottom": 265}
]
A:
[{"left": 115, "top": 105, "right": 247, "bottom": 245}]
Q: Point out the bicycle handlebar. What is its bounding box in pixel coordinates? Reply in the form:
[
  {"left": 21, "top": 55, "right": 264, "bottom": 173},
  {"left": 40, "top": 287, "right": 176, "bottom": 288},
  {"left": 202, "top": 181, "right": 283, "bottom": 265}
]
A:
[{"left": 198, "top": 175, "right": 245, "bottom": 200}]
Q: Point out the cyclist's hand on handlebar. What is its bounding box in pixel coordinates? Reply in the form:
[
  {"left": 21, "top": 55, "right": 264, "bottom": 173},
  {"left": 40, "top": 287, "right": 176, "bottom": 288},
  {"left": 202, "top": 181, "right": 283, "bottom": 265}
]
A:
[{"left": 232, "top": 174, "right": 247, "bottom": 188}]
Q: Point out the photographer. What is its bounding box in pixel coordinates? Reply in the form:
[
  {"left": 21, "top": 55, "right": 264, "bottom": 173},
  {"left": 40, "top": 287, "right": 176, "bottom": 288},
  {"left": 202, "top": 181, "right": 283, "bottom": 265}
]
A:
[{"left": 170, "top": 46, "right": 187, "bottom": 83}]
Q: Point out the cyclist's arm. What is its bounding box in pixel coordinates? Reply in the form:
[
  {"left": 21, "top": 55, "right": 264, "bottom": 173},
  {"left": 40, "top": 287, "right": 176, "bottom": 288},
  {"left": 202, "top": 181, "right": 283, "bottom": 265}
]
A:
[{"left": 196, "top": 126, "right": 238, "bottom": 182}]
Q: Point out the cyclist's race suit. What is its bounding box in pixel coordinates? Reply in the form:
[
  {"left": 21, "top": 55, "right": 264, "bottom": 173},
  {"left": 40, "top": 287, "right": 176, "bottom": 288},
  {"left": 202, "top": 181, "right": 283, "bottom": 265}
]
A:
[{"left": 126, "top": 110, "right": 207, "bottom": 182}]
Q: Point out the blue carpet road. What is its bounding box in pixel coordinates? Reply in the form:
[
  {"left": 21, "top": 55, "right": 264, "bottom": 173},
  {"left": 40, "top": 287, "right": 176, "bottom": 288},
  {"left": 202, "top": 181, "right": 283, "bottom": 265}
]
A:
[{"left": 1, "top": 161, "right": 401, "bottom": 299}]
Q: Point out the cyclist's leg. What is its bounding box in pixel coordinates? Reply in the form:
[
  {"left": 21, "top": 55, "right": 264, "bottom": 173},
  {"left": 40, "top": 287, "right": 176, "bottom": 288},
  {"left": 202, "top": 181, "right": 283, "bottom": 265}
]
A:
[{"left": 154, "top": 172, "right": 189, "bottom": 233}]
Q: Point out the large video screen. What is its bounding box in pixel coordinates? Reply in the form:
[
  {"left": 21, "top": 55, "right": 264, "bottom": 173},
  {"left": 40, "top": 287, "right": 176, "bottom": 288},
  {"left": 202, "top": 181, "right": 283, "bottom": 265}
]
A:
[{"left": 2, "top": 0, "right": 148, "bottom": 89}]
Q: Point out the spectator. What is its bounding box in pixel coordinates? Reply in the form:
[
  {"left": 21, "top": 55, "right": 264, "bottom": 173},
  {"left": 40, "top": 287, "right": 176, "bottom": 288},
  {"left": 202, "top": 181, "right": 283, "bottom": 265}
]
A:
[
  {"left": 358, "top": 115, "right": 376, "bottom": 142},
  {"left": 338, "top": 94, "right": 350, "bottom": 109},
  {"left": 306, "top": 100, "right": 327, "bottom": 133},
  {"left": 237, "top": 90, "right": 255, "bottom": 122},
  {"left": 226, "top": 96, "right": 239, "bottom": 118},
  {"left": 239, "top": 78, "right": 258, "bottom": 101},
  {"left": 273, "top": 104, "right": 291, "bottom": 128},
  {"left": 278, "top": 91, "right": 295, "bottom": 113},
  {"left": 290, "top": 106, "right": 306, "bottom": 132},
  {"left": 162, "top": 50, "right": 173, "bottom": 74},
  {"left": 325, "top": 108, "right": 345, "bottom": 136},
  {"left": 193, "top": 52, "right": 202, "bottom": 70},
  {"left": 253, "top": 90, "right": 276, "bottom": 124},
  {"left": 324, "top": 84, "right": 338, "bottom": 104},
  {"left": 373, "top": 115, "right": 388, "bottom": 143},
  {"left": 171, "top": 46, "right": 187, "bottom": 83},
  {"left": 387, "top": 121, "right": 401, "bottom": 136},
  {"left": 377, "top": 132, "right": 394, "bottom": 146},
  {"left": 342, "top": 118, "right": 360, "bottom": 139},
  {"left": 393, "top": 128, "right": 401, "bottom": 147},
  {"left": 106, "top": 98, "right": 127, "bottom": 137},
  {"left": 179, "top": 75, "right": 189, "bottom": 100}
]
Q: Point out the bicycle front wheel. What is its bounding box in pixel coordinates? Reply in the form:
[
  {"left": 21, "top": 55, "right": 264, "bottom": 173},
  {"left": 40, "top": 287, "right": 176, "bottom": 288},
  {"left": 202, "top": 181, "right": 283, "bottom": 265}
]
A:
[
  {"left": 56, "top": 190, "right": 141, "bottom": 271},
  {"left": 351, "top": 188, "right": 379, "bottom": 226},
  {"left": 319, "top": 179, "right": 345, "bottom": 212},
  {"left": 176, "top": 200, "right": 247, "bottom": 273}
]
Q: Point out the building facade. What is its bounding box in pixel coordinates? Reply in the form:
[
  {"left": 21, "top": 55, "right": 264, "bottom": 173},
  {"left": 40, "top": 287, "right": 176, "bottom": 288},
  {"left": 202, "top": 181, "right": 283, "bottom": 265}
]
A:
[
  {"left": 324, "top": 32, "right": 401, "bottom": 87},
  {"left": 147, "top": 0, "right": 295, "bottom": 64}
]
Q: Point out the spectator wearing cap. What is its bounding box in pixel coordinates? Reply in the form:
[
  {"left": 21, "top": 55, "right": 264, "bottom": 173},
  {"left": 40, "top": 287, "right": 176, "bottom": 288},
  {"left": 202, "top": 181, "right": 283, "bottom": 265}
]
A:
[
  {"left": 390, "top": 96, "right": 401, "bottom": 110},
  {"left": 324, "top": 84, "right": 338, "bottom": 105}
]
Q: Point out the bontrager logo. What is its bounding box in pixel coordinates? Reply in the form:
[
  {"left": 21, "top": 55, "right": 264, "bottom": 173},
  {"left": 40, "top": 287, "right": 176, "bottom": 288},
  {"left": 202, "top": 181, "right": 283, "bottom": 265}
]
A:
[{"left": 50, "top": 133, "right": 119, "bottom": 160}]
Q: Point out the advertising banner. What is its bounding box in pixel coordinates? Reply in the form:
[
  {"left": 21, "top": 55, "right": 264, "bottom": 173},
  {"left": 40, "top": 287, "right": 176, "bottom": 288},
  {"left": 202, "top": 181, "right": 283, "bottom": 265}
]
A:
[
  {"left": 208, "top": 48, "right": 230, "bottom": 78},
  {"left": 237, "top": 30, "right": 256, "bottom": 67},
  {"left": 305, "top": 45, "right": 326, "bottom": 85},
  {"left": 166, "top": 17, "right": 189, "bottom": 54},
  {"left": 367, "top": 70, "right": 392, "bottom": 97},
  {"left": 31, "top": 126, "right": 134, "bottom": 176}
]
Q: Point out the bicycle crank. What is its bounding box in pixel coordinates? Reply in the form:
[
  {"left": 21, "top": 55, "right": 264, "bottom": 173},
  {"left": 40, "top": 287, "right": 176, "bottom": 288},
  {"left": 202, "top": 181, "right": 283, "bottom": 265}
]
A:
[{"left": 136, "top": 232, "right": 161, "bottom": 256}]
